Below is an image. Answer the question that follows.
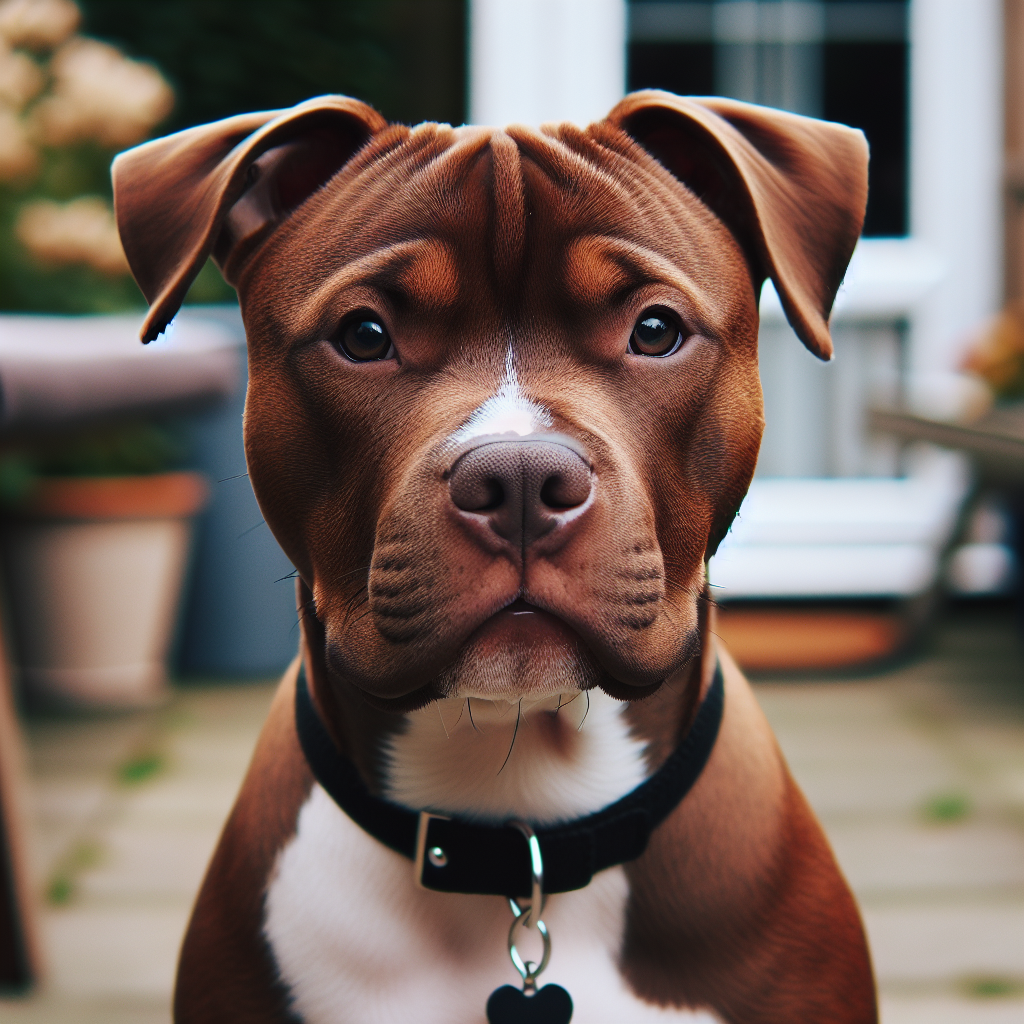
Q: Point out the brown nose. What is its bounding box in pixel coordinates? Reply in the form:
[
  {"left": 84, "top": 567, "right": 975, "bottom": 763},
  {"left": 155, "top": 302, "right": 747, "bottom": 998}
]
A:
[{"left": 448, "top": 438, "right": 593, "bottom": 551}]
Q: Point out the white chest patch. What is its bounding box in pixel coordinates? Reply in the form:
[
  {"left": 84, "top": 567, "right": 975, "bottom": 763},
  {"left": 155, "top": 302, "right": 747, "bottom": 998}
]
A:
[{"left": 264, "top": 690, "right": 720, "bottom": 1023}]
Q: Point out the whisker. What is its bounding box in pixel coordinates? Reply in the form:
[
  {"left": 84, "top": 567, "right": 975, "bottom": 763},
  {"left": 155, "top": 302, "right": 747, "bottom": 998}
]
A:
[
  {"left": 274, "top": 570, "right": 300, "bottom": 584},
  {"left": 237, "top": 519, "right": 266, "bottom": 539},
  {"left": 467, "top": 699, "right": 479, "bottom": 732},
  {"left": 343, "top": 585, "right": 368, "bottom": 617},
  {"left": 498, "top": 700, "right": 522, "bottom": 774},
  {"left": 557, "top": 691, "right": 582, "bottom": 711},
  {"left": 577, "top": 690, "right": 590, "bottom": 731},
  {"left": 217, "top": 471, "right": 249, "bottom": 482},
  {"left": 436, "top": 703, "right": 450, "bottom": 739},
  {"left": 337, "top": 564, "right": 373, "bottom": 582},
  {"left": 291, "top": 599, "right": 317, "bottom": 634}
]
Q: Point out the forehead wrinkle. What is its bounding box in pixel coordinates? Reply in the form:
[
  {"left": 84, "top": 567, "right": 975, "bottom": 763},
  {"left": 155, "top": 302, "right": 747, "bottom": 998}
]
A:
[
  {"left": 527, "top": 122, "right": 726, "bottom": 244},
  {"left": 509, "top": 125, "right": 655, "bottom": 240},
  {"left": 563, "top": 234, "right": 717, "bottom": 321},
  {"left": 402, "top": 128, "right": 495, "bottom": 230},
  {"left": 329, "top": 125, "right": 465, "bottom": 233},
  {"left": 294, "top": 239, "right": 443, "bottom": 334},
  {"left": 488, "top": 132, "right": 526, "bottom": 284}
]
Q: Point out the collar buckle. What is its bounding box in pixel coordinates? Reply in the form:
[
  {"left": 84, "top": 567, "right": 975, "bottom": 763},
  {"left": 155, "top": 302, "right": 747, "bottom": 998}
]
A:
[{"left": 413, "top": 810, "right": 450, "bottom": 888}]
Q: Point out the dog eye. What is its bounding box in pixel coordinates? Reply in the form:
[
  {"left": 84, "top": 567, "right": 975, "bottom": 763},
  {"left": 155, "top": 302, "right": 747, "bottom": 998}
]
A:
[
  {"left": 335, "top": 317, "right": 395, "bottom": 362},
  {"left": 628, "top": 311, "right": 683, "bottom": 357}
]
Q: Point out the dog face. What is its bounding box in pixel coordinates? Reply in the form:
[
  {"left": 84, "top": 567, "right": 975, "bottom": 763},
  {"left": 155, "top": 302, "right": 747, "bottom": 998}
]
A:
[{"left": 114, "top": 93, "right": 867, "bottom": 710}]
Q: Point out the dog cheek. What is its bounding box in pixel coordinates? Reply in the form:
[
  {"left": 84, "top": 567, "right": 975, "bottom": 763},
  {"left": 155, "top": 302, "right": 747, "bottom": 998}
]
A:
[
  {"left": 691, "top": 376, "right": 764, "bottom": 557},
  {"left": 242, "top": 380, "right": 330, "bottom": 579}
]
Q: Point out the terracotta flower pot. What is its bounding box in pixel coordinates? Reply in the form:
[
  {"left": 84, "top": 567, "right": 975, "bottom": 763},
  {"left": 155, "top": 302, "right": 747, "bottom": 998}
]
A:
[{"left": 1, "top": 472, "right": 208, "bottom": 710}]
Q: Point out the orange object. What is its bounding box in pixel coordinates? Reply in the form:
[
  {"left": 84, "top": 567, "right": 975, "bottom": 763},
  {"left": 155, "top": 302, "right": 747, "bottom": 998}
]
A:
[
  {"left": 21, "top": 471, "right": 209, "bottom": 520},
  {"left": 716, "top": 606, "right": 909, "bottom": 672}
]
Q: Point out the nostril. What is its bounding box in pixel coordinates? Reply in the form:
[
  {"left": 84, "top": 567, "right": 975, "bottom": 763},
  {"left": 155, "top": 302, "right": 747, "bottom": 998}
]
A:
[
  {"left": 540, "top": 471, "right": 589, "bottom": 510},
  {"left": 450, "top": 472, "right": 505, "bottom": 512},
  {"left": 478, "top": 479, "right": 504, "bottom": 511}
]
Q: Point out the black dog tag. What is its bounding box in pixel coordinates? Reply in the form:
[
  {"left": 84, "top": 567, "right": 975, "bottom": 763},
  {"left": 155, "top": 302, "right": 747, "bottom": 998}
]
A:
[{"left": 486, "top": 983, "right": 573, "bottom": 1023}]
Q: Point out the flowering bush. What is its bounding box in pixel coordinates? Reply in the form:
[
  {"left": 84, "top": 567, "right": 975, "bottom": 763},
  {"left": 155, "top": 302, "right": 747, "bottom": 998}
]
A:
[
  {"left": 0, "top": 0, "right": 174, "bottom": 310},
  {"left": 961, "top": 302, "right": 1024, "bottom": 403}
]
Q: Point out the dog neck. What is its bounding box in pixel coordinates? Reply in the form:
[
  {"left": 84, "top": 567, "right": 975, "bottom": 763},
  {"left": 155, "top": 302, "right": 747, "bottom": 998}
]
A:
[
  {"left": 381, "top": 688, "right": 651, "bottom": 824},
  {"left": 298, "top": 582, "right": 714, "bottom": 819}
]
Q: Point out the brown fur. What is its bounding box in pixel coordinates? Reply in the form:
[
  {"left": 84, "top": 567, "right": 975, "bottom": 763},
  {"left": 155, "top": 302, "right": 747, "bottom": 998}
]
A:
[
  {"left": 113, "top": 90, "right": 875, "bottom": 1022},
  {"left": 174, "top": 660, "right": 309, "bottom": 1022}
]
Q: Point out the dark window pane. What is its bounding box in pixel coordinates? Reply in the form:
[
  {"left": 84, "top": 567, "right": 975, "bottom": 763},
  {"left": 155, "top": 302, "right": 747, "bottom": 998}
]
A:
[
  {"left": 628, "top": 42, "right": 716, "bottom": 97},
  {"left": 823, "top": 42, "right": 907, "bottom": 236}
]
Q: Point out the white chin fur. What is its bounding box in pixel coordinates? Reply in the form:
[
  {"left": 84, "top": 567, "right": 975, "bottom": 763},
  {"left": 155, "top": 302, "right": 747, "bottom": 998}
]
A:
[
  {"left": 381, "top": 683, "right": 650, "bottom": 826},
  {"left": 434, "top": 641, "right": 600, "bottom": 701}
]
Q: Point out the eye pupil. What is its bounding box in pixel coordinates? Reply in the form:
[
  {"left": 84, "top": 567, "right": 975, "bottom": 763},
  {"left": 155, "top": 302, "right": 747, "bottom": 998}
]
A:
[
  {"left": 629, "top": 310, "right": 682, "bottom": 357},
  {"left": 637, "top": 317, "right": 669, "bottom": 344},
  {"left": 338, "top": 317, "right": 393, "bottom": 361},
  {"left": 353, "top": 320, "right": 384, "bottom": 348}
]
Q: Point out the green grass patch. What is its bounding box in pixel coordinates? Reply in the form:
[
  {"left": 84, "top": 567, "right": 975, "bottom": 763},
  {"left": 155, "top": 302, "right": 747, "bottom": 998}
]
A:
[
  {"left": 44, "top": 842, "right": 103, "bottom": 907},
  {"left": 117, "top": 752, "right": 166, "bottom": 786},
  {"left": 962, "top": 975, "right": 1024, "bottom": 999},
  {"left": 921, "top": 792, "right": 972, "bottom": 823},
  {"left": 45, "top": 874, "right": 74, "bottom": 906}
]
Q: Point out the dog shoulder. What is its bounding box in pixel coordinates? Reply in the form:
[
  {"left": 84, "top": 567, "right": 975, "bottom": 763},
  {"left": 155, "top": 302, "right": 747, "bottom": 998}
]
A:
[
  {"left": 174, "top": 659, "right": 312, "bottom": 1024},
  {"left": 621, "top": 647, "right": 876, "bottom": 1023}
]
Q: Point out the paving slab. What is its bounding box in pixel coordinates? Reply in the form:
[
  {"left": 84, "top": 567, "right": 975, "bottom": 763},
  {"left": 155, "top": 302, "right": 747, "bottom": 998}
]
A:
[
  {"left": 864, "top": 901, "right": 1024, "bottom": 982},
  {"left": 879, "top": 994, "right": 1024, "bottom": 1024}
]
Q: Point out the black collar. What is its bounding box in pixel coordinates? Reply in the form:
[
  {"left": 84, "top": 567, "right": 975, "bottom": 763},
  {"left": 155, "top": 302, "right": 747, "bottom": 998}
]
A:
[{"left": 294, "top": 661, "right": 724, "bottom": 899}]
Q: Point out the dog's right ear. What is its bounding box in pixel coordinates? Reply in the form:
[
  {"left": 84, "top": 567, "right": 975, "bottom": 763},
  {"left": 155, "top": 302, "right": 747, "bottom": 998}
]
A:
[{"left": 112, "top": 95, "right": 387, "bottom": 342}]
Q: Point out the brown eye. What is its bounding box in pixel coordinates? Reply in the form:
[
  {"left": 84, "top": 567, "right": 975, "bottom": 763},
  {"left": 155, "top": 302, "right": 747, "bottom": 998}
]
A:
[
  {"left": 336, "top": 317, "right": 394, "bottom": 361},
  {"left": 628, "top": 310, "right": 683, "bottom": 357}
]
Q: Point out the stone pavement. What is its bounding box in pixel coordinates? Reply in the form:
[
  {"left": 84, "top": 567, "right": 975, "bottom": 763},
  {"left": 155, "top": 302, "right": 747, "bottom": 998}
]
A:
[{"left": 1, "top": 603, "right": 1022, "bottom": 1023}]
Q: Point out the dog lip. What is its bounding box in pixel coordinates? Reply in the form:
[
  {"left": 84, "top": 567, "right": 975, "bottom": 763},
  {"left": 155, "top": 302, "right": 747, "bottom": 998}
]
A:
[
  {"left": 502, "top": 597, "right": 545, "bottom": 615},
  {"left": 476, "top": 595, "right": 583, "bottom": 647},
  {"left": 491, "top": 597, "right": 578, "bottom": 635}
]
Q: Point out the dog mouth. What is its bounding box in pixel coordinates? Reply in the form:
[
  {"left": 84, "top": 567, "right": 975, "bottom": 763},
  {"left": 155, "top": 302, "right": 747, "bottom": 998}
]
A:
[
  {"left": 479, "top": 597, "right": 579, "bottom": 647},
  {"left": 433, "top": 597, "right": 600, "bottom": 701}
]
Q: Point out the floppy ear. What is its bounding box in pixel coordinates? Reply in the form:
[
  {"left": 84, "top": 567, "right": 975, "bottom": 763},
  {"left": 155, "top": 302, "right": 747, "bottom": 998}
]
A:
[
  {"left": 112, "top": 95, "right": 388, "bottom": 342},
  {"left": 605, "top": 91, "right": 868, "bottom": 360}
]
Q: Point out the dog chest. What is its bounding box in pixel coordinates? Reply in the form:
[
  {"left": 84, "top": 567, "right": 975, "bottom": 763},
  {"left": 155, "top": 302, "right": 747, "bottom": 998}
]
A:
[{"left": 264, "top": 785, "right": 721, "bottom": 1023}]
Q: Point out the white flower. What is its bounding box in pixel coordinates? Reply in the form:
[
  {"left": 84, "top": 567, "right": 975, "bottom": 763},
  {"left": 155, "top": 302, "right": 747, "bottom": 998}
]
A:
[
  {"left": 0, "top": 0, "right": 79, "bottom": 51},
  {"left": 15, "top": 195, "right": 130, "bottom": 275},
  {"left": 0, "top": 41, "right": 43, "bottom": 108},
  {"left": 32, "top": 36, "right": 173, "bottom": 148}
]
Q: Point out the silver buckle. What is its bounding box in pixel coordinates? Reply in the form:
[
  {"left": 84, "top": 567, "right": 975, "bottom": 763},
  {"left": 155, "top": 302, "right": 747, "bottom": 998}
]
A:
[{"left": 413, "top": 810, "right": 450, "bottom": 888}]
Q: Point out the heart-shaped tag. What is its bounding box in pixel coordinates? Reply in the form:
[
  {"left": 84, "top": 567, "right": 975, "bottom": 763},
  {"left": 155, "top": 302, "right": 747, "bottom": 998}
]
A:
[{"left": 486, "top": 983, "right": 573, "bottom": 1024}]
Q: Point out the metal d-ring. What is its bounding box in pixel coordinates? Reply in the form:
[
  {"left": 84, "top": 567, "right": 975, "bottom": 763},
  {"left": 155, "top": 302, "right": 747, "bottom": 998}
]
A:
[{"left": 507, "top": 820, "right": 550, "bottom": 993}]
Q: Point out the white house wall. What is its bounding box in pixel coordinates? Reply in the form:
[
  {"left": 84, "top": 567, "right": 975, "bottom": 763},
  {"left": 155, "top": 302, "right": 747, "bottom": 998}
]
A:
[
  {"left": 470, "top": 0, "right": 627, "bottom": 127},
  {"left": 909, "top": 0, "right": 1004, "bottom": 416}
]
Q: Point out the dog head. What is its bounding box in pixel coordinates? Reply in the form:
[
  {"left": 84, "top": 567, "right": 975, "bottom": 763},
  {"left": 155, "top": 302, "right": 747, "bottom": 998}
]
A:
[{"left": 114, "top": 92, "right": 866, "bottom": 712}]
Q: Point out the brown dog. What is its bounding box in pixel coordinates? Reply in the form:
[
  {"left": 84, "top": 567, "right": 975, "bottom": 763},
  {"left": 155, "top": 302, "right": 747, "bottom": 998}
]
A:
[{"left": 114, "top": 91, "right": 874, "bottom": 1023}]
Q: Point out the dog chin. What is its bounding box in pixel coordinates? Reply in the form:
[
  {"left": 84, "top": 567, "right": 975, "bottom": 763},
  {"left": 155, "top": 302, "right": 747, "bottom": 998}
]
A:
[{"left": 435, "top": 642, "right": 600, "bottom": 701}]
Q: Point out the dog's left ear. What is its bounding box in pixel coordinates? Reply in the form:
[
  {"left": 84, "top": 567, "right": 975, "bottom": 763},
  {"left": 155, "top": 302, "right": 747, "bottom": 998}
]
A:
[
  {"left": 113, "top": 95, "right": 388, "bottom": 342},
  {"left": 605, "top": 91, "right": 868, "bottom": 360}
]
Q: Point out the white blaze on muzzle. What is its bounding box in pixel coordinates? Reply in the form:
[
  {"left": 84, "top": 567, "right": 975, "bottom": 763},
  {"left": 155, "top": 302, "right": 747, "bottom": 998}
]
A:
[{"left": 449, "top": 347, "right": 552, "bottom": 447}]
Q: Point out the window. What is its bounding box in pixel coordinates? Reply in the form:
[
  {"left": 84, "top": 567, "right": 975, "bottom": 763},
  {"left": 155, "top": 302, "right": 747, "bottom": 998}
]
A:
[{"left": 626, "top": 0, "right": 908, "bottom": 236}]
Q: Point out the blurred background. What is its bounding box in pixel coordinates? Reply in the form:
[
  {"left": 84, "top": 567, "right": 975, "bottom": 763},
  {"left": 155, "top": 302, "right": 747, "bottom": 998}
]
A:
[{"left": 0, "top": 1, "right": 1021, "bottom": 1022}]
